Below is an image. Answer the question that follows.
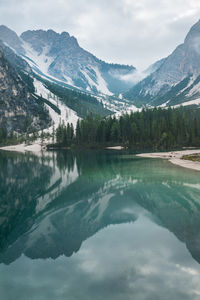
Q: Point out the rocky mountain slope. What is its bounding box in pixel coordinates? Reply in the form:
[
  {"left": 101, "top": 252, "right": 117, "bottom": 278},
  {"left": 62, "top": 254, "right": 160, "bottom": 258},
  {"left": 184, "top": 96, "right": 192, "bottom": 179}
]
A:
[
  {"left": 0, "top": 46, "right": 50, "bottom": 134},
  {"left": 125, "top": 20, "right": 200, "bottom": 107},
  {"left": 0, "top": 25, "right": 136, "bottom": 96},
  {"left": 2, "top": 20, "right": 200, "bottom": 136},
  {"left": 0, "top": 34, "right": 113, "bottom": 139}
]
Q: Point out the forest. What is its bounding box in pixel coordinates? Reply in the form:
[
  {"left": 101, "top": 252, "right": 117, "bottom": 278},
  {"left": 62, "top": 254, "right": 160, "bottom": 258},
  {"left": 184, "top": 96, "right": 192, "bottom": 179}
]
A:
[
  {"left": 1, "top": 106, "right": 200, "bottom": 150},
  {"left": 35, "top": 75, "right": 111, "bottom": 118},
  {"left": 53, "top": 106, "right": 200, "bottom": 151}
]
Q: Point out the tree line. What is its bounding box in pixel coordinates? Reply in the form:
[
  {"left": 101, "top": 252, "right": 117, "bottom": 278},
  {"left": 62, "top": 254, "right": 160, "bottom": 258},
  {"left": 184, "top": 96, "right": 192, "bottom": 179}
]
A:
[
  {"left": 53, "top": 106, "right": 200, "bottom": 150},
  {"left": 1, "top": 106, "right": 200, "bottom": 150},
  {"left": 35, "top": 76, "right": 111, "bottom": 118}
]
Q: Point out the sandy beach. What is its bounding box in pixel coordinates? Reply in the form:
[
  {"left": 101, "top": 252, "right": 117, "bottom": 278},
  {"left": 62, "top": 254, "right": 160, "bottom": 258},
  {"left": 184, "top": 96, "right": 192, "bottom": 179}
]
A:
[
  {"left": 0, "top": 142, "right": 45, "bottom": 153},
  {"left": 137, "top": 149, "right": 200, "bottom": 171},
  {"left": 106, "top": 146, "right": 125, "bottom": 150}
]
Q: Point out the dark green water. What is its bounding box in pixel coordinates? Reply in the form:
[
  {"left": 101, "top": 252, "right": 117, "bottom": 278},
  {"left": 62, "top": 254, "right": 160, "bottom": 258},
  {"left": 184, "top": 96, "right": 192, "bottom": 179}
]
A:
[{"left": 0, "top": 150, "right": 200, "bottom": 300}]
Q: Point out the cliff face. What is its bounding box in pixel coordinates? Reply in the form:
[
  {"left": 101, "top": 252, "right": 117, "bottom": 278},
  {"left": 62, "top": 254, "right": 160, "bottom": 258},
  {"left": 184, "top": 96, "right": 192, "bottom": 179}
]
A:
[
  {"left": 125, "top": 20, "right": 200, "bottom": 107},
  {"left": 0, "top": 47, "right": 50, "bottom": 133},
  {"left": 19, "top": 29, "right": 136, "bottom": 95},
  {"left": 0, "top": 26, "right": 136, "bottom": 96}
]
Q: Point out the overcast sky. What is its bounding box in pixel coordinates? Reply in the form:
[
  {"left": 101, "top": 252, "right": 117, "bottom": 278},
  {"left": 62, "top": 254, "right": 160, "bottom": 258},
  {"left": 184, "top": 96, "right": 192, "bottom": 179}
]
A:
[{"left": 1, "top": 0, "right": 200, "bottom": 70}]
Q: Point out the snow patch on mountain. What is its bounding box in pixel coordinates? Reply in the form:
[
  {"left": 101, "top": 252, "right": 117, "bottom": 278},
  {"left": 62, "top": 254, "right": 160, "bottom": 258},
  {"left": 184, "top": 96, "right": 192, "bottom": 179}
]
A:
[
  {"left": 177, "top": 76, "right": 195, "bottom": 96},
  {"left": 125, "top": 20, "right": 200, "bottom": 106},
  {"left": 34, "top": 79, "right": 79, "bottom": 133},
  {"left": 187, "top": 80, "right": 200, "bottom": 97},
  {"left": 22, "top": 41, "right": 53, "bottom": 74},
  {"left": 63, "top": 75, "right": 74, "bottom": 86},
  {"left": 94, "top": 67, "right": 113, "bottom": 96},
  {"left": 23, "top": 40, "right": 114, "bottom": 96},
  {"left": 115, "top": 104, "right": 139, "bottom": 117},
  {"left": 81, "top": 69, "right": 96, "bottom": 92},
  {"left": 81, "top": 67, "right": 113, "bottom": 96},
  {"left": 157, "top": 100, "right": 170, "bottom": 108},
  {"left": 173, "top": 98, "right": 200, "bottom": 108},
  {"left": 2, "top": 42, "right": 17, "bottom": 55},
  {"left": 0, "top": 26, "right": 138, "bottom": 98}
]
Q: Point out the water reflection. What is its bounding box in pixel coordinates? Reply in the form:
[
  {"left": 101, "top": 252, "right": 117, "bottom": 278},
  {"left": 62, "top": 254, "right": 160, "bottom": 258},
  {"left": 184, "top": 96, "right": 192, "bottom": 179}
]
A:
[
  {"left": 0, "top": 150, "right": 200, "bottom": 299},
  {"left": 0, "top": 150, "right": 200, "bottom": 262}
]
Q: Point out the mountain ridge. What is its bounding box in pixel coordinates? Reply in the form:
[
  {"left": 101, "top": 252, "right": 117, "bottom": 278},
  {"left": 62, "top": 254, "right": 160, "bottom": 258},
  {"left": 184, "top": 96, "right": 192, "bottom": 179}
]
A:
[
  {"left": 0, "top": 45, "right": 50, "bottom": 135},
  {"left": 125, "top": 19, "right": 200, "bottom": 107},
  {"left": 0, "top": 25, "right": 137, "bottom": 96}
]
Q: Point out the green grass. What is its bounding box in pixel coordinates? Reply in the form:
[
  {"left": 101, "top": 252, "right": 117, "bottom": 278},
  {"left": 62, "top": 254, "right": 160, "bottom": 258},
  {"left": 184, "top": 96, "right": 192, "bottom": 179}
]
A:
[{"left": 182, "top": 154, "right": 200, "bottom": 162}]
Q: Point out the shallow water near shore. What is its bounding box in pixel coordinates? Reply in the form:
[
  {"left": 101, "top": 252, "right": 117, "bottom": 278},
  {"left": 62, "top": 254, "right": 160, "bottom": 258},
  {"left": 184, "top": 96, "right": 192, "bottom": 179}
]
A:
[{"left": 0, "top": 150, "right": 200, "bottom": 299}]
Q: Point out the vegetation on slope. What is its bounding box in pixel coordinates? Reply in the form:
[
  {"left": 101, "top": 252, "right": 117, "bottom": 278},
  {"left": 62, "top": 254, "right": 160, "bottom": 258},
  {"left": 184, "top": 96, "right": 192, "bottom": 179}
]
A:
[
  {"left": 52, "top": 106, "right": 200, "bottom": 151},
  {"left": 34, "top": 75, "right": 112, "bottom": 118}
]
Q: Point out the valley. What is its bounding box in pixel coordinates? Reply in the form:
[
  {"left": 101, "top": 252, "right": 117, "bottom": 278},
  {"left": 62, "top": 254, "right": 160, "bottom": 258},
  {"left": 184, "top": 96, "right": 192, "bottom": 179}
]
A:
[
  {"left": 1, "top": 21, "right": 200, "bottom": 152},
  {"left": 1, "top": 4, "right": 200, "bottom": 300}
]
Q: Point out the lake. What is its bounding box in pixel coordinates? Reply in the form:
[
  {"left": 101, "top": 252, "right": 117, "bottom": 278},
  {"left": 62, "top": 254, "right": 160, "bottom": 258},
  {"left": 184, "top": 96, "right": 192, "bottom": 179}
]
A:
[{"left": 0, "top": 150, "right": 200, "bottom": 300}]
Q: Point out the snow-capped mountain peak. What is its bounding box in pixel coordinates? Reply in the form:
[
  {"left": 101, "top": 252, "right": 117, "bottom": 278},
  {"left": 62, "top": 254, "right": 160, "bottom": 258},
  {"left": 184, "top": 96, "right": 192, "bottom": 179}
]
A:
[
  {"left": 125, "top": 19, "right": 200, "bottom": 107},
  {"left": 0, "top": 26, "right": 137, "bottom": 96}
]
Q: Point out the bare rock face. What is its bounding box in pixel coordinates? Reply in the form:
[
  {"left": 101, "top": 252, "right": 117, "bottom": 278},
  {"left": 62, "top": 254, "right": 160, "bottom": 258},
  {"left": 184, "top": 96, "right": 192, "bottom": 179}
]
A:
[
  {"left": 0, "top": 40, "right": 31, "bottom": 73},
  {"left": 0, "top": 26, "right": 136, "bottom": 95},
  {"left": 0, "top": 25, "right": 25, "bottom": 55},
  {"left": 0, "top": 47, "right": 50, "bottom": 133},
  {"left": 20, "top": 29, "right": 136, "bottom": 95},
  {"left": 125, "top": 20, "right": 200, "bottom": 107}
]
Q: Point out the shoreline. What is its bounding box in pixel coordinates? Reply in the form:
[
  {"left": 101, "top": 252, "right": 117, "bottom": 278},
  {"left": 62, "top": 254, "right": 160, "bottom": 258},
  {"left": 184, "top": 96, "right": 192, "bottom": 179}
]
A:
[
  {"left": 137, "top": 149, "right": 200, "bottom": 172},
  {"left": 0, "top": 143, "right": 125, "bottom": 153},
  {"left": 1, "top": 143, "right": 200, "bottom": 172},
  {"left": 106, "top": 146, "right": 124, "bottom": 150},
  {"left": 0, "top": 142, "right": 44, "bottom": 153}
]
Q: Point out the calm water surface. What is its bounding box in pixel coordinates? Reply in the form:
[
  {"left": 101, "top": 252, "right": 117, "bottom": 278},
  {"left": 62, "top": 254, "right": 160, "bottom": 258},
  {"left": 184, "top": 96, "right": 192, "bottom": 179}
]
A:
[{"left": 0, "top": 150, "right": 200, "bottom": 300}]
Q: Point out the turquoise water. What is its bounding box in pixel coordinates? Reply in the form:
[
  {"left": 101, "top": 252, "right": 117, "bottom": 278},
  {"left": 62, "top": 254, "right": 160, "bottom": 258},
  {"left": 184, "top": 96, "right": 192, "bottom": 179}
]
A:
[{"left": 0, "top": 150, "right": 200, "bottom": 299}]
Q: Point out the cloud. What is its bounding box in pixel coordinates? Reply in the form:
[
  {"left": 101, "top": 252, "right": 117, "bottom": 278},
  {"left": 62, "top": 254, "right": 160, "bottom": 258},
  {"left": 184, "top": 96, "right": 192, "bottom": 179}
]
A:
[
  {"left": 1, "top": 219, "right": 200, "bottom": 300},
  {"left": 0, "top": 0, "right": 200, "bottom": 69}
]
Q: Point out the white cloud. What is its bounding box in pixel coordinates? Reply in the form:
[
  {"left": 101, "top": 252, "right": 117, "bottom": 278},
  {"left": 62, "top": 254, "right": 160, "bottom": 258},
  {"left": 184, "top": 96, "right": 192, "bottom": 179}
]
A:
[{"left": 0, "top": 0, "right": 200, "bottom": 69}]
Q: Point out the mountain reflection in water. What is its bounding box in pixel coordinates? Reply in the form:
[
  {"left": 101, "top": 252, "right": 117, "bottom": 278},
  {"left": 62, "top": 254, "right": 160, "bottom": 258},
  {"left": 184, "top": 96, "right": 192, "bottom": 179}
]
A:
[
  {"left": 0, "top": 150, "right": 200, "bottom": 264},
  {"left": 1, "top": 150, "right": 200, "bottom": 300}
]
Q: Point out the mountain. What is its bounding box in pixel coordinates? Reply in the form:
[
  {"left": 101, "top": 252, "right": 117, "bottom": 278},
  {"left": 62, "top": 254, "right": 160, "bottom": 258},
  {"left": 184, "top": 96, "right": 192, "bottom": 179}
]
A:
[
  {"left": 0, "top": 45, "right": 50, "bottom": 134},
  {"left": 125, "top": 20, "right": 200, "bottom": 107},
  {"left": 0, "top": 25, "right": 25, "bottom": 55},
  {"left": 144, "top": 57, "right": 166, "bottom": 76},
  {"left": 0, "top": 40, "right": 31, "bottom": 74},
  {"left": 0, "top": 25, "right": 136, "bottom": 96},
  {"left": 0, "top": 27, "right": 115, "bottom": 139}
]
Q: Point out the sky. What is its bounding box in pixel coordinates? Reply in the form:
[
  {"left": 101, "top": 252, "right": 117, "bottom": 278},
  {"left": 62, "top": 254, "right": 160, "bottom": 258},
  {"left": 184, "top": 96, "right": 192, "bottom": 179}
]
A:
[{"left": 1, "top": 0, "right": 200, "bottom": 70}]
